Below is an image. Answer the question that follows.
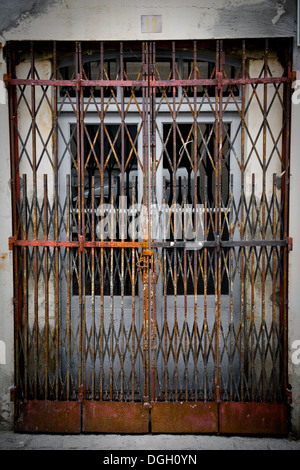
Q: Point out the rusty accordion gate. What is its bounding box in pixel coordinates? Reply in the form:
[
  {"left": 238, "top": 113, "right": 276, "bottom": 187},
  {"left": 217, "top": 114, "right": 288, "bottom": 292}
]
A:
[{"left": 6, "top": 39, "right": 293, "bottom": 434}]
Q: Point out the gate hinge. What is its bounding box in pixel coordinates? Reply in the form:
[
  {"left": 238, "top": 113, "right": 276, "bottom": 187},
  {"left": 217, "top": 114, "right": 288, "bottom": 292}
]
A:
[
  {"left": 8, "top": 236, "right": 15, "bottom": 250},
  {"left": 286, "top": 237, "right": 293, "bottom": 252}
]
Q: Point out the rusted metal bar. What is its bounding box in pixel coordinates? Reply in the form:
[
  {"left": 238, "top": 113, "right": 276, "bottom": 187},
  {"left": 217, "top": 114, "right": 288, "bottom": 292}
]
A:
[
  {"left": 281, "top": 40, "right": 292, "bottom": 400},
  {"left": 193, "top": 40, "right": 198, "bottom": 402},
  {"left": 142, "top": 41, "right": 149, "bottom": 404},
  {"left": 7, "top": 42, "right": 22, "bottom": 400},
  {"left": 22, "top": 174, "right": 28, "bottom": 400},
  {"left": 272, "top": 173, "right": 277, "bottom": 401},
  {"left": 75, "top": 41, "right": 83, "bottom": 400},
  {"left": 6, "top": 77, "right": 291, "bottom": 87},
  {"left": 217, "top": 40, "right": 223, "bottom": 400},
  {"left": 251, "top": 173, "right": 256, "bottom": 401},
  {"left": 100, "top": 41, "right": 105, "bottom": 402},
  {"left": 120, "top": 41, "right": 125, "bottom": 401},
  {"left": 229, "top": 174, "right": 234, "bottom": 400},
  {"left": 149, "top": 41, "right": 157, "bottom": 405},
  {"left": 204, "top": 175, "right": 208, "bottom": 400},
  {"left": 91, "top": 176, "right": 96, "bottom": 400},
  {"left": 109, "top": 175, "right": 115, "bottom": 400},
  {"left": 79, "top": 41, "right": 87, "bottom": 401},
  {"left": 261, "top": 39, "right": 268, "bottom": 401},
  {"left": 172, "top": 41, "right": 179, "bottom": 402},
  {"left": 30, "top": 42, "right": 39, "bottom": 400},
  {"left": 163, "top": 178, "right": 168, "bottom": 401},
  {"left": 131, "top": 177, "right": 136, "bottom": 402},
  {"left": 43, "top": 175, "right": 49, "bottom": 399},
  {"left": 214, "top": 39, "right": 220, "bottom": 402},
  {"left": 53, "top": 40, "right": 60, "bottom": 401},
  {"left": 10, "top": 239, "right": 147, "bottom": 248},
  {"left": 240, "top": 40, "right": 246, "bottom": 401},
  {"left": 8, "top": 238, "right": 290, "bottom": 249},
  {"left": 66, "top": 174, "right": 71, "bottom": 401}
]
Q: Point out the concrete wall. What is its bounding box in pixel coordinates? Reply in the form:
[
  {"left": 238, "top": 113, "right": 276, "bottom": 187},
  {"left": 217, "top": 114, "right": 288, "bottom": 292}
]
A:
[
  {"left": 0, "top": 0, "right": 299, "bottom": 435},
  {"left": 0, "top": 42, "right": 14, "bottom": 429},
  {"left": 289, "top": 69, "right": 300, "bottom": 438},
  {"left": 0, "top": 0, "right": 297, "bottom": 41}
]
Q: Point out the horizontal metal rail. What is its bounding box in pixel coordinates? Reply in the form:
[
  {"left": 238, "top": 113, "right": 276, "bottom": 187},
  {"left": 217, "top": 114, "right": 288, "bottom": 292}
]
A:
[{"left": 4, "top": 76, "right": 292, "bottom": 88}]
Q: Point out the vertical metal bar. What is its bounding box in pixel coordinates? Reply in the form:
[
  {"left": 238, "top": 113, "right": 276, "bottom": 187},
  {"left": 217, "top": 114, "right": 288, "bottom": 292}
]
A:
[
  {"left": 261, "top": 39, "right": 268, "bottom": 401},
  {"left": 251, "top": 173, "right": 256, "bottom": 401},
  {"left": 91, "top": 176, "right": 96, "bottom": 400},
  {"left": 7, "top": 42, "right": 22, "bottom": 399},
  {"left": 52, "top": 41, "right": 60, "bottom": 400},
  {"left": 229, "top": 174, "right": 234, "bottom": 400},
  {"left": 109, "top": 176, "right": 115, "bottom": 400},
  {"left": 214, "top": 39, "right": 220, "bottom": 402},
  {"left": 272, "top": 173, "right": 277, "bottom": 401},
  {"left": 172, "top": 41, "right": 178, "bottom": 402},
  {"left": 217, "top": 40, "right": 224, "bottom": 401},
  {"left": 79, "top": 42, "right": 86, "bottom": 401},
  {"left": 142, "top": 41, "right": 150, "bottom": 403},
  {"left": 241, "top": 40, "right": 246, "bottom": 402},
  {"left": 193, "top": 40, "right": 198, "bottom": 401},
  {"left": 66, "top": 174, "right": 71, "bottom": 401},
  {"left": 100, "top": 41, "right": 105, "bottom": 401},
  {"left": 131, "top": 177, "right": 136, "bottom": 401},
  {"left": 150, "top": 41, "right": 156, "bottom": 405},
  {"left": 120, "top": 42, "right": 125, "bottom": 401},
  {"left": 43, "top": 174, "right": 49, "bottom": 400},
  {"left": 183, "top": 178, "right": 188, "bottom": 400},
  {"left": 204, "top": 175, "right": 208, "bottom": 400},
  {"left": 30, "top": 42, "right": 39, "bottom": 400},
  {"left": 282, "top": 43, "right": 292, "bottom": 399},
  {"left": 75, "top": 41, "right": 83, "bottom": 399},
  {"left": 142, "top": 42, "right": 147, "bottom": 401},
  {"left": 23, "top": 174, "right": 28, "bottom": 400},
  {"left": 163, "top": 178, "right": 168, "bottom": 401}
]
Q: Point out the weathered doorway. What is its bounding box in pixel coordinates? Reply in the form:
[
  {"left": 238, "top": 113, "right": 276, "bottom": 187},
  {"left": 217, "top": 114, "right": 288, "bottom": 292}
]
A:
[{"left": 7, "top": 39, "right": 292, "bottom": 434}]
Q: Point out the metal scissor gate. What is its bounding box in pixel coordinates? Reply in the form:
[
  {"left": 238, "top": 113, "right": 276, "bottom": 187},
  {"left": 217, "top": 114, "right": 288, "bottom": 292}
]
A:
[{"left": 6, "top": 39, "right": 293, "bottom": 434}]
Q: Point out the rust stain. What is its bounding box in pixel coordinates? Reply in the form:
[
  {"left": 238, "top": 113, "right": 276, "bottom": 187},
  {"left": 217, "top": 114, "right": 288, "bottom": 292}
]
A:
[{"left": 0, "top": 253, "right": 8, "bottom": 270}]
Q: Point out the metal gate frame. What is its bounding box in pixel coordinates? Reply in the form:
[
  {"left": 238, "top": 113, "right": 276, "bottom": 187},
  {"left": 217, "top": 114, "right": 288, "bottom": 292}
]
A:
[{"left": 6, "top": 39, "right": 293, "bottom": 434}]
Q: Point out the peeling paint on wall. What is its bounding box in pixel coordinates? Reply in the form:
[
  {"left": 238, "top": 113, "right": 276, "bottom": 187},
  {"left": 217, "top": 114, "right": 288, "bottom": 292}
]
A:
[{"left": 0, "top": 0, "right": 62, "bottom": 34}]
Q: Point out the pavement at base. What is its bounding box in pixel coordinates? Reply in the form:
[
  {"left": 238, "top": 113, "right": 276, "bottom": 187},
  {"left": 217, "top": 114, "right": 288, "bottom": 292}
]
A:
[{"left": 0, "top": 430, "right": 300, "bottom": 450}]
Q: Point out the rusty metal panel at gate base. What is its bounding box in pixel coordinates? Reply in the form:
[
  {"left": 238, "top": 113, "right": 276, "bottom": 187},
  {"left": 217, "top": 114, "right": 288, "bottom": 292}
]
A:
[
  {"left": 82, "top": 402, "right": 149, "bottom": 433},
  {"left": 151, "top": 402, "right": 218, "bottom": 433},
  {"left": 14, "top": 401, "right": 81, "bottom": 433},
  {"left": 219, "top": 402, "right": 288, "bottom": 435}
]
